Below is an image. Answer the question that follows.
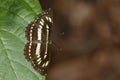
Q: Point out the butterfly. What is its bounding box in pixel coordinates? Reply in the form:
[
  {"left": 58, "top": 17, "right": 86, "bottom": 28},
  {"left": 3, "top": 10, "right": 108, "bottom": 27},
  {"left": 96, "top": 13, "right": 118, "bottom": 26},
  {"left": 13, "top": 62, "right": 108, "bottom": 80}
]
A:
[{"left": 24, "top": 8, "right": 53, "bottom": 75}]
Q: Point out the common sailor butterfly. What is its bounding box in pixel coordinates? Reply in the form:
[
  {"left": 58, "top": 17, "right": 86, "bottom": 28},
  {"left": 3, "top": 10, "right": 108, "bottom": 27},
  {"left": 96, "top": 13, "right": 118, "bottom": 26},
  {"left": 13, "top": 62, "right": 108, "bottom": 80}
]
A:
[{"left": 24, "top": 9, "right": 53, "bottom": 75}]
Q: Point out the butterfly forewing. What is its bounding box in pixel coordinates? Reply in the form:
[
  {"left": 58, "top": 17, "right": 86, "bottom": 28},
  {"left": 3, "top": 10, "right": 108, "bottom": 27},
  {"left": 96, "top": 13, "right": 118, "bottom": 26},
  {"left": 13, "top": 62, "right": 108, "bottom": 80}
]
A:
[{"left": 24, "top": 9, "right": 53, "bottom": 75}]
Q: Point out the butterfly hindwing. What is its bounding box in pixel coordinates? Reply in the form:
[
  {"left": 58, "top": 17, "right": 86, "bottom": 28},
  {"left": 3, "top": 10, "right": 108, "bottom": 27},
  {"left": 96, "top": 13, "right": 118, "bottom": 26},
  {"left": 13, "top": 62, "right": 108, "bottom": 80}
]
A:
[{"left": 24, "top": 9, "right": 53, "bottom": 75}]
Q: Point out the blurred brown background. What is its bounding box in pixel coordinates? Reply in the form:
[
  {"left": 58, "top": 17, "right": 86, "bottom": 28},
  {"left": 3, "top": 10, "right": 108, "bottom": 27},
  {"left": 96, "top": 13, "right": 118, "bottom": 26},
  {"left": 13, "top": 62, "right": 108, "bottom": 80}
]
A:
[{"left": 39, "top": 0, "right": 120, "bottom": 80}]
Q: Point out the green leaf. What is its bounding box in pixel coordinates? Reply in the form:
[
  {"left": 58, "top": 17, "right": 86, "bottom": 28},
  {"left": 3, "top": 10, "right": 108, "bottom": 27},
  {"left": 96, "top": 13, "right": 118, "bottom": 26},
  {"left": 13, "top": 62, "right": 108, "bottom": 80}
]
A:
[{"left": 0, "top": 0, "right": 45, "bottom": 80}]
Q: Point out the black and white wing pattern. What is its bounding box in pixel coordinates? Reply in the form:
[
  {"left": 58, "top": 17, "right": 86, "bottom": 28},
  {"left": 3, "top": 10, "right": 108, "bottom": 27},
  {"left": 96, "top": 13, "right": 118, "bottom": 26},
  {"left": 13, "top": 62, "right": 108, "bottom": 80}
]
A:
[{"left": 24, "top": 9, "right": 53, "bottom": 75}]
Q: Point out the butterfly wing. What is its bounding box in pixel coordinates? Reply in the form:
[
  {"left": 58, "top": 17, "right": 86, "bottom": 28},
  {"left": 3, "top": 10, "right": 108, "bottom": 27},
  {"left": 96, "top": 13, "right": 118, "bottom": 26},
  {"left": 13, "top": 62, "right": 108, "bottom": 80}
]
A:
[{"left": 24, "top": 9, "right": 53, "bottom": 75}]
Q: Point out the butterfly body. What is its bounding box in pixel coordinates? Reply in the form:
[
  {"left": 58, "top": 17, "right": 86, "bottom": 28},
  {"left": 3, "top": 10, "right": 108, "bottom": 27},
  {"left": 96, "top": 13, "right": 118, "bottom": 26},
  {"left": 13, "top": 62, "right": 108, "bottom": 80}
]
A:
[{"left": 24, "top": 9, "right": 53, "bottom": 75}]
